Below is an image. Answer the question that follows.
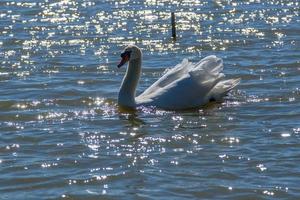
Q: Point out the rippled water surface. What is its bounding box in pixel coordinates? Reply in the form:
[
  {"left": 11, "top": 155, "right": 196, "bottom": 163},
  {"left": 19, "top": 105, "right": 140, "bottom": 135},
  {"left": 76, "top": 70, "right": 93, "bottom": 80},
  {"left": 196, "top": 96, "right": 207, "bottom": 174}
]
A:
[{"left": 1, "top": 0, "right": 300, "bottom": 199}]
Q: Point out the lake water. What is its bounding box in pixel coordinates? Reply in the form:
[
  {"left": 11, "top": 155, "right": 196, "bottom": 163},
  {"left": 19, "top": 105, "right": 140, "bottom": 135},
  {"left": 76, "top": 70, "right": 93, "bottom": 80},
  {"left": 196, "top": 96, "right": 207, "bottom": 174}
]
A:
[{"left": 0, "top": 0, "right": 299, "bottom": 199}]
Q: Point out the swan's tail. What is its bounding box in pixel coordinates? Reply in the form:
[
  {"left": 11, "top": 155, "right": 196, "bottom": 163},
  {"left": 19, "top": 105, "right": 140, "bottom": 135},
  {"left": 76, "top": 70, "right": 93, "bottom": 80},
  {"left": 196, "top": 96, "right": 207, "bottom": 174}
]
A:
[
  {"left": 208, "top": 78, "right": 241, "bottom": 101},
  {"left": 223, "top": 78, "right": 241, "bottom": 92}
]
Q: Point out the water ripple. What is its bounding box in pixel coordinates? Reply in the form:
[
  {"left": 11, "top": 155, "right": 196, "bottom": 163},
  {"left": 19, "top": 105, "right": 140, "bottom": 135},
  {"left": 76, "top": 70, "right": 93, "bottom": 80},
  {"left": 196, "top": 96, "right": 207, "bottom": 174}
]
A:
[{"left": 0, "top": 0, "right": 299, "bottom": 199}]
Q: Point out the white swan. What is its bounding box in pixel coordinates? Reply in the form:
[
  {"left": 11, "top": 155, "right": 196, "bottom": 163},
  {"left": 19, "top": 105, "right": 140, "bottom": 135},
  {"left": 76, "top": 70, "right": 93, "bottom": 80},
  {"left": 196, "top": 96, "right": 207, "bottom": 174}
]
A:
[{"left": 117, "top": 45, "right": 240, "bottom": 110}]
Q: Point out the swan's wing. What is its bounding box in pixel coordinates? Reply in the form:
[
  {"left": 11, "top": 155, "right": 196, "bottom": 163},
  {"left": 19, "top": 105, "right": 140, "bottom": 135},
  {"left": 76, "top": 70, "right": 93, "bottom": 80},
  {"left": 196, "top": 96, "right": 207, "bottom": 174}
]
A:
[
  {"left": 141, "top": 56, "right": 222, "bottom": 98},
  {"left": 182, "top": 55, "right": 225, "bottom": 97},
  {"left": 136, "top": 72, "right": 220, "bottom": 109},
  {"left": 139, "top": 59, "right": 192, "bottom": 97},
  {"left": 189, "top": 56, "right": 241, "bottom": 101},
  {"left": 190, "top": 55, "right": 223, "bottom": 80},
  {"left": 137, "top": 55, "right": 239, "bottom": 109}
]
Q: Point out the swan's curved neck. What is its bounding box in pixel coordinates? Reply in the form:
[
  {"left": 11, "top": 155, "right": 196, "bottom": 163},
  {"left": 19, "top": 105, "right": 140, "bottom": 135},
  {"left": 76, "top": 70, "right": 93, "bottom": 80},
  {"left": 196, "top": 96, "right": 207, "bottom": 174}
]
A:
[{"left": 118, "top": 58, "right": 141, "bottom": 108}]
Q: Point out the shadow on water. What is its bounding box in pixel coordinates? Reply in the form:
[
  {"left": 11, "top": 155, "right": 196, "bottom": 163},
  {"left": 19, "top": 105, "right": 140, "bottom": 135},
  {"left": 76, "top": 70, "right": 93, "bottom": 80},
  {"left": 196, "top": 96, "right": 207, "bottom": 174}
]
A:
[{"left": 174, "top": 101, "right": 221, "bottom": 114}]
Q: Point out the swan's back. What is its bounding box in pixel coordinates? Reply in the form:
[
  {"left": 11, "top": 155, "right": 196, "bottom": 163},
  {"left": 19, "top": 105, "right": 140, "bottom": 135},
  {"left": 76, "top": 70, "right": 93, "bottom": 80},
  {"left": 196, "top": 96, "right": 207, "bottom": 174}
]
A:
[{"left": 136, "top": 56, "right": 240, "bottom": 109}]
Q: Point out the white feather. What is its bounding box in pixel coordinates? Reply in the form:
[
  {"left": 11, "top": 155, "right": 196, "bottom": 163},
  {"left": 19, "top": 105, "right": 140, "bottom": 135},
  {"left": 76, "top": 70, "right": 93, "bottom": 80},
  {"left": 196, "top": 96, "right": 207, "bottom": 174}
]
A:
[{"left": 118, "top": 45, "right": 240, "bottom": 109}]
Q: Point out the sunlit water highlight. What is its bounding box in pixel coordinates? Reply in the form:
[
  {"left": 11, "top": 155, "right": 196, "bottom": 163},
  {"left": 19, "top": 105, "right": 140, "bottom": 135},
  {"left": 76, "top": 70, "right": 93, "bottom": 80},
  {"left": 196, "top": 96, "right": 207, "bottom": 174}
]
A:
[{"left": 0, "top": 0, "right": 299, "bottom": 199}]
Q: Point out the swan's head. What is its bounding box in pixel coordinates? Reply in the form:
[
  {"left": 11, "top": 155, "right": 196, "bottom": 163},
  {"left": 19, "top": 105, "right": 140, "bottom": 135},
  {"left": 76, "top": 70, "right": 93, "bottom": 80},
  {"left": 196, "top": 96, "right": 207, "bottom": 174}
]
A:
[{"left": 117, "top": 45, "right": 142, "bottom": 68}]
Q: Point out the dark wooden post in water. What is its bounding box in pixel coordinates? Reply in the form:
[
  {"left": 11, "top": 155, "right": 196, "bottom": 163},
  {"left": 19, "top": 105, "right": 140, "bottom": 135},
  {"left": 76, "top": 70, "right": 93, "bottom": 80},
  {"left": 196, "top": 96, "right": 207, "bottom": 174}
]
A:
[{"left": 171, "top": 12, "right": 176, "bottom": 39}]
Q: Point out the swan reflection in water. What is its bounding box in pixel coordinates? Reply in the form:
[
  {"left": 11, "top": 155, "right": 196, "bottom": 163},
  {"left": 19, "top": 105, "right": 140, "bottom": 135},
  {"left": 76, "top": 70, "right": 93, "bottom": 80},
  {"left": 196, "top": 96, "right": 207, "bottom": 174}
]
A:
[
  {"left": 117, "top": 100, "right": 223, "bottom": 133},
  {"left": 118, "top": 106, "right": 146, "bottom": 128}
]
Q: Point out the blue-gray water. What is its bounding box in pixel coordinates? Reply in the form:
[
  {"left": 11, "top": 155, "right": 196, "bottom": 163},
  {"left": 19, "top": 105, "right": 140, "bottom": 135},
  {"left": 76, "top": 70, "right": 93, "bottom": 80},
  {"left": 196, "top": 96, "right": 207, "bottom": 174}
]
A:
[{"left": 0, "top": 0, "right": 300, "bottom": 199}]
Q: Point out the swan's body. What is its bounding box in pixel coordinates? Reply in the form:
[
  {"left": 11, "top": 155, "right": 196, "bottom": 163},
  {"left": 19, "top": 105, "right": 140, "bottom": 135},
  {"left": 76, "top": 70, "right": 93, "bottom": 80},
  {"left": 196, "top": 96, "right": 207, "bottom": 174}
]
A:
[{"left": 118, "top": 45, "right": 240, "bottom": 110}]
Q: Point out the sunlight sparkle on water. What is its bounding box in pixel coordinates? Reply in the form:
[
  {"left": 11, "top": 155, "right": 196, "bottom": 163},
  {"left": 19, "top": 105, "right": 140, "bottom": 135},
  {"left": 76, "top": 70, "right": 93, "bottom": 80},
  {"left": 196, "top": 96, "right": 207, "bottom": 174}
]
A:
[{"left": 0, "top": 0, "right": 299, "bottom": 199}]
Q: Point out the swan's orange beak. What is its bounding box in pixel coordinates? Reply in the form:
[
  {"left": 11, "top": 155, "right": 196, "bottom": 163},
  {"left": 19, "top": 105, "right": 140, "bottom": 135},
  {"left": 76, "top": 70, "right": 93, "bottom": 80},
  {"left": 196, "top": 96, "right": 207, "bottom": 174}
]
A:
[
  {"left": 117, "top": 55, "right": 129, "bottom": 68},
  {"left": 118, "top": 51, "right": 131, "bottom": 68}
]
